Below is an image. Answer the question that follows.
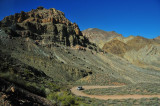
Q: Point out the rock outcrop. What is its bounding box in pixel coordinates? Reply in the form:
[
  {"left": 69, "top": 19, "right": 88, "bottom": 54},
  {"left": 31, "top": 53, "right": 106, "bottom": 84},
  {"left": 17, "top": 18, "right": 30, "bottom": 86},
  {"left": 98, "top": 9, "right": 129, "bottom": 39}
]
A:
[{"left": 0, "top": 6, "right": 90, "bottom": 47}]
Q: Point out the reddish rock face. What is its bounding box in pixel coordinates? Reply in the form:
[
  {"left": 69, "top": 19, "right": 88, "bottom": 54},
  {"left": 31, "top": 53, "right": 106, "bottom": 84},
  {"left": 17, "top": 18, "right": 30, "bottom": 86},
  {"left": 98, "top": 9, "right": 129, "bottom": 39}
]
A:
[{"left": 0, "top": 7, "right": 91, "bottom": 47}]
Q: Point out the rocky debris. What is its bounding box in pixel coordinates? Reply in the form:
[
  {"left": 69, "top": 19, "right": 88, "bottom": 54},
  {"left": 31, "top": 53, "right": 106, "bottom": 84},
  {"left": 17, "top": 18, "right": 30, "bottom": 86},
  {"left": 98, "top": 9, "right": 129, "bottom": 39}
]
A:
[{"left": 0, "top": 6, "right": 91, "bottom": 47}]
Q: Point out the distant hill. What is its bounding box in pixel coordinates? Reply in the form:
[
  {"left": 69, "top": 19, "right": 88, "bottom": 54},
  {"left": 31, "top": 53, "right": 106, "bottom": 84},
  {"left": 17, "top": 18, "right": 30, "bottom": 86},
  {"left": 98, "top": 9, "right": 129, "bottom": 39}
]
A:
[
  {"left": 83, "top": 28, "right": 160, "bottom": 69},
  {"left": 154, "top": 36, "right": 160, "bottom": 43},
  {"left": 155, "top": 36, "right": 160, "bottom": 40},
  {"left": 102, "top": 35, "right": 160, "bottom": 68},
  {"left": 82, "top": 28, "right": 122, "bottom": 48}
]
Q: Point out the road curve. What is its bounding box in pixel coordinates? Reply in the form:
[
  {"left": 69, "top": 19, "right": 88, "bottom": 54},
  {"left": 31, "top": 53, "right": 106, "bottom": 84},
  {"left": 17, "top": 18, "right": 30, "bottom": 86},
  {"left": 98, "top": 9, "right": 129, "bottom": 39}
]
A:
[{"left": 71, "top": 86, "right": 160, "bottom": 100}]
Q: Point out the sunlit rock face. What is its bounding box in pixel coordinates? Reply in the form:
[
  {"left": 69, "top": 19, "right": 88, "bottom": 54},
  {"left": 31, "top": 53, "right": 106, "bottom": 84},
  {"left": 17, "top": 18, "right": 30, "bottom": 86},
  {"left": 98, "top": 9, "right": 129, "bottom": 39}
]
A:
[{"left": 0, "top": 6, "right": 90, "bottom": 47}]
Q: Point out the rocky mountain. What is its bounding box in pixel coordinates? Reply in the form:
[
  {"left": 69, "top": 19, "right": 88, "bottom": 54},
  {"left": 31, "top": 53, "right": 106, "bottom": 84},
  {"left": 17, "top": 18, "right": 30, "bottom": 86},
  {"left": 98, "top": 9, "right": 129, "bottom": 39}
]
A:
[
  {"left": 0, "top": 7, "right": 160, "bottom": 105},
  {"left": 0, "top": 7, "right": 97, "bottom": 105},
  {"left": 83, "top": 28, "right": 160, "bottom": 69},
  {"left": 102, "top": 35, "right": 160, "bottom": 69},
  {"left": 0, "top": 6, "right": 92, "bottom": 48},
  {"left": 82, "top": 28, "right": 122, "bottom": 48},
  {"left": 103, "top": 36, "right": 150, "bottom": 55}
]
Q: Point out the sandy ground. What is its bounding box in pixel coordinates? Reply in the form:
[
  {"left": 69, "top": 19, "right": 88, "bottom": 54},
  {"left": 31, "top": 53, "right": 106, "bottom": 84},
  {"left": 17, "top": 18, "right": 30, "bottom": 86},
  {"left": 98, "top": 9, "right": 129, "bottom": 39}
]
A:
[{"left": 71, "top": 86, "right": 160, "bottom": 100}]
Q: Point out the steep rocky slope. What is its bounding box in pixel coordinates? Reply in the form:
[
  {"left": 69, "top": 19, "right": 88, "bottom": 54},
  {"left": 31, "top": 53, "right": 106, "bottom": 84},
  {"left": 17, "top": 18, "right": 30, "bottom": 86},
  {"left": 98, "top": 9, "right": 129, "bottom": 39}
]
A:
[
  {"left": 82, "top": 28, "right": 122, "bottom": 48},
  {"left": 0, "top": 7, "right": 97, "bottom": 105}
]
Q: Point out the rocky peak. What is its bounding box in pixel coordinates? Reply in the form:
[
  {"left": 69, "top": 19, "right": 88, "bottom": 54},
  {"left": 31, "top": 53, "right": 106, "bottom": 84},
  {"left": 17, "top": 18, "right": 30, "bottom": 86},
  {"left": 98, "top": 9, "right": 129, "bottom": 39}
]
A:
[
  {"left": 1, "top": 6, "right": 71, "bottom": 26},
  {"left": 0, "top": 7, "right": 89, "bottom": 47}
]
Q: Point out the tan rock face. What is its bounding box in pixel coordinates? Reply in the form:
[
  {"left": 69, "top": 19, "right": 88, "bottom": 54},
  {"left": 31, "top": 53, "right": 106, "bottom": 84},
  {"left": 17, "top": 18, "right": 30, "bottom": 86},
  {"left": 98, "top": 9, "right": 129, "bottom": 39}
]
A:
[
  {"left": 82, "top": 28, "right": 122, "bottom": 48},
  {"left": 0, "top": 7, "right": 90, "bottom": 47}
]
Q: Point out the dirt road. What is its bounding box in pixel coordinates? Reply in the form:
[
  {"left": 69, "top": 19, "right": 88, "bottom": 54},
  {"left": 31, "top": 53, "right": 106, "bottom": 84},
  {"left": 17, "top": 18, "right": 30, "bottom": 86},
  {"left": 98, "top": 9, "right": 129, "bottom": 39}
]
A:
[{"left": 71, "top": 86, "right": 160, "bottom": 100}]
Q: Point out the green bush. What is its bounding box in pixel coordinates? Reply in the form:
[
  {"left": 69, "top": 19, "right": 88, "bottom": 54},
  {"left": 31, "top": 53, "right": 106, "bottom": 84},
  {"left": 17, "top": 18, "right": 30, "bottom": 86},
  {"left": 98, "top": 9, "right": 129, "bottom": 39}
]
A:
[{"left": 47, "top": 91, "right": 77, "bottom": 105}]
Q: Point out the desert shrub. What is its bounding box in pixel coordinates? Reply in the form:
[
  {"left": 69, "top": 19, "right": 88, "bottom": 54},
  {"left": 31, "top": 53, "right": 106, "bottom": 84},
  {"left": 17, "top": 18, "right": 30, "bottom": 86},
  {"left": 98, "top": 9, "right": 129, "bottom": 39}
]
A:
[
  {"left": 57, "top": 92, "right": 75, "bottom": 105},
  {"left": 47, "top": 92, "right": 58, "bottom": 101},
  {"left": 26, "top": 82, "right": 46, "bottom": 97},
  {"left": 47, "top": 82, "right": 60, "bottom": 92},
  {"left": 47, "top": 91, "right": 86, "bottom": 106}
]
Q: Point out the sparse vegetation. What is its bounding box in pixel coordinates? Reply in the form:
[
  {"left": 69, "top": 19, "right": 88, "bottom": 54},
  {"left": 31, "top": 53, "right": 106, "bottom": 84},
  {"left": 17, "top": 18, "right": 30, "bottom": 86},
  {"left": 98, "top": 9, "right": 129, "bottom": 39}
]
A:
[
  {"left": 84, "top": 83, "right": 160, "bottom": 95},
  {"left": 0, "top": 50, "right": 89, "bottom": 105},
  {"left": 81, "top": 97, "right": 160, "bottom": 106}
]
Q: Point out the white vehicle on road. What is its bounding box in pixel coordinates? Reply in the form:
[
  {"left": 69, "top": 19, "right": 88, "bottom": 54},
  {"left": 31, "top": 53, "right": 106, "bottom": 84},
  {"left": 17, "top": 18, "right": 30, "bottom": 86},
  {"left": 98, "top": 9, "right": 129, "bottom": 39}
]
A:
[{"left": 77, "top": 86, "right": 83, "bottom": 90}]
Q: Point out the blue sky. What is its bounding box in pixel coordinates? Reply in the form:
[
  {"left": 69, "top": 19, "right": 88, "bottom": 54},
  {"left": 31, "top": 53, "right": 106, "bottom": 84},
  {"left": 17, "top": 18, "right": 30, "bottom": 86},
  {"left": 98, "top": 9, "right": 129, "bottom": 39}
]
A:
[{"left": 0, "top": 0, "right": 160, "bottom": 39}]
